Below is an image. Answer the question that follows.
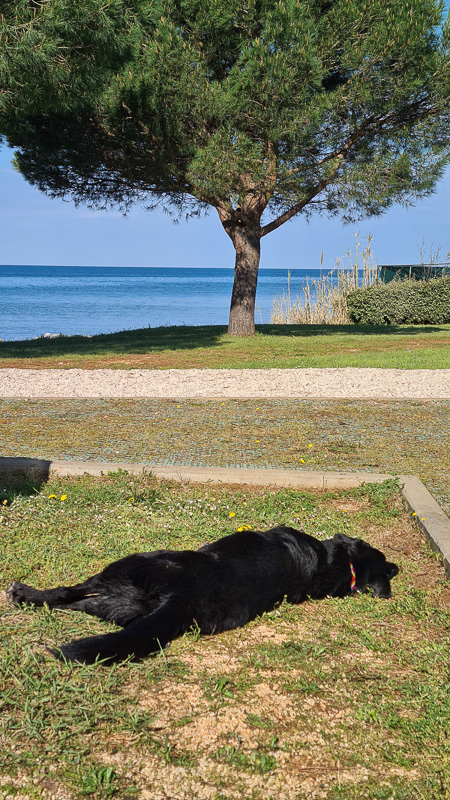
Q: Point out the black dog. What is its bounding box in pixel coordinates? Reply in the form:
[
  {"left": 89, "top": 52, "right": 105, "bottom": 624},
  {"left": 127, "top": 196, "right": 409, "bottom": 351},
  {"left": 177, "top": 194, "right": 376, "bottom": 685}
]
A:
[{"left": 7, "top": 527, "right": 399, "bottom": 664}]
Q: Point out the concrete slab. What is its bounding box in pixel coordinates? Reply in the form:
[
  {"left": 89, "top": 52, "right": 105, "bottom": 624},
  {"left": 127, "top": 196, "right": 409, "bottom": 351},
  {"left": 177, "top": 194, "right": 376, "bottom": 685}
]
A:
[
  {"left": 0, "top": 457, "right": 51, "bottom": 480},
  {"left": 47, "top": 461, "right": 393, "bottom": 490},
  {"left": 399, "top": 475, "right": 450, "bottom": 575},
  {"left": 322, "top": 472, "right": 392, "bottom": 489},
  {"left": 1, "top": 457, "right": 448, "bottom": 576}
]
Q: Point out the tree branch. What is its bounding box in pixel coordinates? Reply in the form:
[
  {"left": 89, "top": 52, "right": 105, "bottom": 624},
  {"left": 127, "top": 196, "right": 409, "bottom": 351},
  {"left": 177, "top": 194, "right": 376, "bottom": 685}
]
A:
[
  {"left": 284, "top": 98, "right": 433, "bottom": 178},
  {"left": 260, "top": 156, "right": 343, "bottom": 237}
]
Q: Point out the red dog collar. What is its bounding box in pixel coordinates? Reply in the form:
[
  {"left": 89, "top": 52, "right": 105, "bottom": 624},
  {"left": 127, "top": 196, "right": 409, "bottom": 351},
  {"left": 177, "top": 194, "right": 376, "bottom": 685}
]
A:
[{"left": 349, "top": 562, "right": 356, "bottom": 592}]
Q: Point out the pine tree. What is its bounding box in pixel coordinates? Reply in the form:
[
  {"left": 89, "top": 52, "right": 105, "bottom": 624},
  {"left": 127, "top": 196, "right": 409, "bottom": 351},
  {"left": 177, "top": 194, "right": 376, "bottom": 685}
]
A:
[{"left": 1, "top": 0, "right": 449, "bottom": 335}]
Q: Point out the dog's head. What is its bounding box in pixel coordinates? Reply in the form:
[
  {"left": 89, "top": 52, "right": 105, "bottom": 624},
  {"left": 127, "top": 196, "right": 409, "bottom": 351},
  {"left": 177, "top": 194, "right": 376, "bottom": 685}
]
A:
[{"left": 333, "top": 533, "right": 399, "bottom": 598}]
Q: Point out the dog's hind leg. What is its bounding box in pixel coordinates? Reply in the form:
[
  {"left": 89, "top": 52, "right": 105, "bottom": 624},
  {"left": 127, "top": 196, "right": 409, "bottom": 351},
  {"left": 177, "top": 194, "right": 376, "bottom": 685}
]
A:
[
  {"left": 53, "top": 595, "right": 190, "bottom": 665},
  {"left": 6, "top": 575, "right": 101, "bottom": 609},
  {"left": 7, "top": 576, "right": 159, "bottom": 627},
  {"left": 59, "top": 589, "right": 156, "bottom": 627}
]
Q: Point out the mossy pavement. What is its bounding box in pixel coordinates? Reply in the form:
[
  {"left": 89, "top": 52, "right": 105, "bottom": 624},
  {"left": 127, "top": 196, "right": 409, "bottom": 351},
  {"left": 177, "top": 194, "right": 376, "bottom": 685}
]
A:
[{"left": 1, "top": 397, "right": 449, "bottom": 517}]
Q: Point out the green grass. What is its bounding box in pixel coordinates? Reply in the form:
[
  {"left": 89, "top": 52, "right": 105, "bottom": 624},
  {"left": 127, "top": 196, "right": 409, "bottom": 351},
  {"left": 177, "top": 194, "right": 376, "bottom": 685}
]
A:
[
  {"left": 0, "top": 473, "right": 449, "bottom": 800},
  {"left": 0, "top": 323, "right": 449, "bottom": 369}
]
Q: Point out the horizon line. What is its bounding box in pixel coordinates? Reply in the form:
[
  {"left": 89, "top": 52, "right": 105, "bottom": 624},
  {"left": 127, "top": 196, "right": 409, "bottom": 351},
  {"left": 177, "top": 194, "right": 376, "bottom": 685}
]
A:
[{"left": 0, "top": 264, "right": 323, "bottom": 270}]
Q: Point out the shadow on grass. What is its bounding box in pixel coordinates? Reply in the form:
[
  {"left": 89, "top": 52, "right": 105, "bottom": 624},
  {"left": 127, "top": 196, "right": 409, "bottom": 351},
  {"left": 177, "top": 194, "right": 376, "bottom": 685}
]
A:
[
  {"left": 0, "top": 458, "right": 50, "bottom": 501},
  {"left": 257, "top": 324, "right": 447, "bottom": 338},
  {"left": 0, "top": 325, "right": 227, "bottom": 359},
  {"left": 0, "top": 323, "right": 447, "bottom": 360}
]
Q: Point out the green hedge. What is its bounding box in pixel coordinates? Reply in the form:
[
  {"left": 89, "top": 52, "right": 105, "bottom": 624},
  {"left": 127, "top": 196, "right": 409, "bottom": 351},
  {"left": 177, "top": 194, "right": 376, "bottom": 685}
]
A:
[{"left": 346, "top": 276, "right": 450, "bottom": 325}]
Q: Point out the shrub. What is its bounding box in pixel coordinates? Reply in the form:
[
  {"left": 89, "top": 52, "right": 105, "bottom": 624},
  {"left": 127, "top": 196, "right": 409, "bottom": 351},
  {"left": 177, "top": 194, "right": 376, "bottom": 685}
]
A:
[{"left": 346, "top": 276, "right": 450, "bottom": 325}]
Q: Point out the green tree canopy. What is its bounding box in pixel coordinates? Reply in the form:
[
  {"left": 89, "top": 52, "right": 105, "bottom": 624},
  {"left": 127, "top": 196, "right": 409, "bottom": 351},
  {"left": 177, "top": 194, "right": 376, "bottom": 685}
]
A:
[{"left": 1, "top": 0, "right": 449, "bottom": 334}]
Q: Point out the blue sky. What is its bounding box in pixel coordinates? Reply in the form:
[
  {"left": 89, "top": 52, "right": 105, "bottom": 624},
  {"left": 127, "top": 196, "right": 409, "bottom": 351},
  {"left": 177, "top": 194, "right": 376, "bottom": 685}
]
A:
[{"left": 0, "top": 146, "right": 449, "bottom": 270}]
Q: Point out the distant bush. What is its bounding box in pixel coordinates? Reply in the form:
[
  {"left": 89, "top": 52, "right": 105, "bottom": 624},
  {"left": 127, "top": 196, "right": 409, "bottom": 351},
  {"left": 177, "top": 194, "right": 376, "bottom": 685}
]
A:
[{"left": 346, "top": 276, "right": 450, "bottom": 325}]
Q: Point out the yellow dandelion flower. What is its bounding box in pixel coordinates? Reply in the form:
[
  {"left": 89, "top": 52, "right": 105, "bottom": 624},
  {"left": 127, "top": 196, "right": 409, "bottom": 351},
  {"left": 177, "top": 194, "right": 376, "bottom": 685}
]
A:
[
  {"left": 48, "top": 495, "right": 57, "bottom": 500},
  {"left": 300, "top": 459, "right": 305, "bottom": 463},
  {"left": 60, "top": 495, "right": 67, "bottom": 501},
  {"left": 229, "top": 512, "right": 236, "bottom": 518},
  {"left": 308, "top": 444, "right": 313, "bottom": 448}
]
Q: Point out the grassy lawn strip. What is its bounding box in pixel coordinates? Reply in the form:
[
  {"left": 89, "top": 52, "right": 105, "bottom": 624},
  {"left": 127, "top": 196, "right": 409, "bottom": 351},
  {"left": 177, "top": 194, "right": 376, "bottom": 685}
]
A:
[
  {"left": 0, "top": 323, "right": 449, "bottom": 369},
  {"left": 2, "top": 398, "right": 449, "bottom": 517},
  {"left": 0, "top": 472, "right": 449, "bottom": 800}
]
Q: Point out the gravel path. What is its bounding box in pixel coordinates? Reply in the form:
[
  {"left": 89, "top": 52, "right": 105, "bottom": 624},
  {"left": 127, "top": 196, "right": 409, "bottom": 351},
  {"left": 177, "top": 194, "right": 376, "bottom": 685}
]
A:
[{"left": 0, "top": 367, "right": 449, "bottom": 398}]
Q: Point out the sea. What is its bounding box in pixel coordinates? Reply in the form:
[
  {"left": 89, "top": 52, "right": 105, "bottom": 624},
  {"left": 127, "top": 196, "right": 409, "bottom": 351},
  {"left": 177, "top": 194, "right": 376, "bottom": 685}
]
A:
[{"left": 1, "top": 264, "right": 343, "bottom": 341}]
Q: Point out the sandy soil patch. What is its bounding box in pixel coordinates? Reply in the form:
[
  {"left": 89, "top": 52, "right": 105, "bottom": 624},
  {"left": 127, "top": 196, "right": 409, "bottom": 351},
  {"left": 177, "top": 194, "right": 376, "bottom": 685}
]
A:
[{"left": 0, "top": 367, "right": 449, "bottom": 398}]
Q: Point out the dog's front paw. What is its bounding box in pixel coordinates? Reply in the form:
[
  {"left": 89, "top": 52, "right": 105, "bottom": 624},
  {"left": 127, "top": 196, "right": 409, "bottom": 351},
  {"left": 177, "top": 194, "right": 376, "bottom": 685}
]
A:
[{"left": 6, "top": 581, "right": 33, "bottom": 606}]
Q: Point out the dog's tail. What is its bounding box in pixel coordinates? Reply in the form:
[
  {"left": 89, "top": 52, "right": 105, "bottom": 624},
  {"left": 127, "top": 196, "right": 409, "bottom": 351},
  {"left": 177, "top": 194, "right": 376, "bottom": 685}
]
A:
[{"left": 51, "top": 597, "right": 188, "bottom": 665}]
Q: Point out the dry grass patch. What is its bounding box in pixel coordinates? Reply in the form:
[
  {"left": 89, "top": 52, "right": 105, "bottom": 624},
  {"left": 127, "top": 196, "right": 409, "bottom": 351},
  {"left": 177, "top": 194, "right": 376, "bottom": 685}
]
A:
[{"left": 328, "top": 498, "right": 370, "bottom": 512}]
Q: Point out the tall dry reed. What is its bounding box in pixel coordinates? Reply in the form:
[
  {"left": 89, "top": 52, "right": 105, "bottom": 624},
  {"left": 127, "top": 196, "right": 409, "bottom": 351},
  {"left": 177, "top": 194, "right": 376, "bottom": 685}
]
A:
[{"left": 271, "top": 234, "right": 379, "bottom": 325}]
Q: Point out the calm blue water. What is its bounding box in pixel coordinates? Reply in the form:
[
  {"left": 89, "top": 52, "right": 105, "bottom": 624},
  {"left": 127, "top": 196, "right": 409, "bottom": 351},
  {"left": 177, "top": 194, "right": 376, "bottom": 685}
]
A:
[{"left": 1, "top": 265, "right": 340, "bottom": 341}]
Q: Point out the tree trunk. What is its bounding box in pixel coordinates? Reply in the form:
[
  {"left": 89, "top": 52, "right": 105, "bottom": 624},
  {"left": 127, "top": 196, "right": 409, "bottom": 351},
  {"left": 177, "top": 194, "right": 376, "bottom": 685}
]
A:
[{"left": 227, "top": 221, "right": 261, "bottom": 336}]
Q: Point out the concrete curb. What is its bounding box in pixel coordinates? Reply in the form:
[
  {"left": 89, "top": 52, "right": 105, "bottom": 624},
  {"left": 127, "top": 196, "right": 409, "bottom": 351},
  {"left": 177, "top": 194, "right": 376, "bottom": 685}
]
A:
[
  {"left": 1, "top": 457, "right": 449, "bottom": 576},
  {"left": 50, "top": 461, "right": 394, "bottom": 490},
  {"left": 399, "top": 475, "right": 450, "bottom": 575}
]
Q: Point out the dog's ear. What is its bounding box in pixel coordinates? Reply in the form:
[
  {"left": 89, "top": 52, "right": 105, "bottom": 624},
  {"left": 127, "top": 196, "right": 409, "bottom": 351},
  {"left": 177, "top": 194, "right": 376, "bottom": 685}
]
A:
[{"left": 386, "top": 562, "right": 400, "bottom": 579}]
